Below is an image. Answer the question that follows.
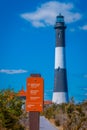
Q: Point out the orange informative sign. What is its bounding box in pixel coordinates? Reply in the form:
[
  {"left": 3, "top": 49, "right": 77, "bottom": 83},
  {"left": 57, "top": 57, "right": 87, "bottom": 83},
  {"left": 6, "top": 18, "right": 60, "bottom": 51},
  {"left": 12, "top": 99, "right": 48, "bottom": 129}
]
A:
[{"left": 26, "top": 76, "right": 44, "bottom": 112}]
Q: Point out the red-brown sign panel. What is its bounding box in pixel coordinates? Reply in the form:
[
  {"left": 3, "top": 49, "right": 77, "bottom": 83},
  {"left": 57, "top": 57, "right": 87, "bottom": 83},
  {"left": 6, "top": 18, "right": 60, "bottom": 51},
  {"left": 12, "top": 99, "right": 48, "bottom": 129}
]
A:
[{"left": 26, "top": 76, "right": 44, "bottom": 112}]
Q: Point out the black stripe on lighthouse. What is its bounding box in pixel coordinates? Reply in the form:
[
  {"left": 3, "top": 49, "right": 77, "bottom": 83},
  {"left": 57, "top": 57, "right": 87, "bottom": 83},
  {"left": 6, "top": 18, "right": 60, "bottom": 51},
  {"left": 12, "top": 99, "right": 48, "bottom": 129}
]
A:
[
  {"left": 55, "top": 26, "right": 66, "bottom": 47},
  {"left": 54, "top": 69, "right": 67, "bottom": 92}
]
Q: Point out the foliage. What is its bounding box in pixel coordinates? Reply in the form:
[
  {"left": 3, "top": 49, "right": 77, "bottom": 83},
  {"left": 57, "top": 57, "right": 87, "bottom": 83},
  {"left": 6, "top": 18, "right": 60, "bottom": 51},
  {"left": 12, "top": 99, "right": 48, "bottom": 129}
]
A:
[
  {"left": 41, "top": 104, "right": 57, "bottom": 119},
  {"left": 42, "top": 99, "right": 87, "bottom": 130},
  {"left": 0, "top": 89, "right": 24, "bottom": 130}
]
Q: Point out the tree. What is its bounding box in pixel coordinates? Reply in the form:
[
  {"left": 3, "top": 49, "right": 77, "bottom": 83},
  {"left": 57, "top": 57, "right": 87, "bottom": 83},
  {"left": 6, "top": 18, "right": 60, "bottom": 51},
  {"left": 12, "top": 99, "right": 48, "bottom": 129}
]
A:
[{"left": 0, "top": 89, "right": 24, "bottom": 130}]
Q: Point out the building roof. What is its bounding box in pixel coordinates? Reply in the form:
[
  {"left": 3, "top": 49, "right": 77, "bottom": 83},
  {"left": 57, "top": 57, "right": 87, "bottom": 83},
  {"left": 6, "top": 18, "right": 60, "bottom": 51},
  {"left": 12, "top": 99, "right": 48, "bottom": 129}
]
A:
[
  {"left": 44, "top": 100, "right": 52, "bottom": 105},
  {"left": 18, "top": 89, "right": 26, "bottom": 97}
]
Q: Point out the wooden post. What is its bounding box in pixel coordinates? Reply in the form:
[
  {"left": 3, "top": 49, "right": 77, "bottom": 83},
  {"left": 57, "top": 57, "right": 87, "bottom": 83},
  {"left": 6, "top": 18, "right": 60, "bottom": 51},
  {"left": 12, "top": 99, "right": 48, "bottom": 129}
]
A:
[
  {"left": 29, "top": 112, "right": 40, "bottom": 130},
  {"left": 26, "top": 74, "right": 44, "bottom": 130}
]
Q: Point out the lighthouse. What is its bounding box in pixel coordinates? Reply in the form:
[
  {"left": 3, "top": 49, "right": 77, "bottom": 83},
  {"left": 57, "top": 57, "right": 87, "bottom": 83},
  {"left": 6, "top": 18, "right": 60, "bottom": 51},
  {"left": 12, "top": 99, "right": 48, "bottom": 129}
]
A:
[{"left": 52, "top": 14, "right": 68, "bottom": 104}]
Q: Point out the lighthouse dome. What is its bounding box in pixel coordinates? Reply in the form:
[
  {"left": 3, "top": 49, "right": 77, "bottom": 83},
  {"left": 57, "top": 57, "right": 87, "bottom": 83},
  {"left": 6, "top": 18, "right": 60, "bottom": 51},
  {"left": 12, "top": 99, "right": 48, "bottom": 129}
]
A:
[{"left": 56, "top": 13, "right": 64, "bottom": 23}]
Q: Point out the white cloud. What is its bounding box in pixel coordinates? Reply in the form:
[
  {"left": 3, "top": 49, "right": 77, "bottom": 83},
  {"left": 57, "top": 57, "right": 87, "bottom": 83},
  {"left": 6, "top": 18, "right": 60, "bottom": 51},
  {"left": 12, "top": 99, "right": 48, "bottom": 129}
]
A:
[
  {"left": 20, "top": 1, "right": 82, "bottom": 27},
  {"left": 83, "top": 88, "right": 87, "bottom": 90},
  {"left": 79, "top": 25, "right": 87, "bottom": 30},
  {"left": 0, "top": 69, "right": 28, "bottom": 74},
  {"left": 83, "top": 74, "right": 87, "bottom": 78}
]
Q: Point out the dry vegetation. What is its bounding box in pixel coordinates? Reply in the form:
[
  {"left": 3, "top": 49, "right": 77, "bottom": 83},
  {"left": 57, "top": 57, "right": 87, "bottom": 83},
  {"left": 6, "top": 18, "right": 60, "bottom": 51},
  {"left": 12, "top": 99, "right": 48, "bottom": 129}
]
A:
[{"left": 41, "top": 98, "right": 87, "bottom": 130}]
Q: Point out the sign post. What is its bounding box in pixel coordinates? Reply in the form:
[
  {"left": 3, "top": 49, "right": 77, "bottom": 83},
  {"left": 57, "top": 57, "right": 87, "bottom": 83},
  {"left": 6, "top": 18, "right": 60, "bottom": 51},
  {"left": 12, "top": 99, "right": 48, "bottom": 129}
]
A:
[{"left": 26, "top": 74, "right": 44, "bottom": 130}]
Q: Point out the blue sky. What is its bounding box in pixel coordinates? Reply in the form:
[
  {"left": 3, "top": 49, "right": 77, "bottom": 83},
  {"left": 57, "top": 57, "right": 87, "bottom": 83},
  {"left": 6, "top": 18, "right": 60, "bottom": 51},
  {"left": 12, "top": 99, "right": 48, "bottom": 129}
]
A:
[{"left": 0, "top": 0, "right": 87, "bottom": 102}]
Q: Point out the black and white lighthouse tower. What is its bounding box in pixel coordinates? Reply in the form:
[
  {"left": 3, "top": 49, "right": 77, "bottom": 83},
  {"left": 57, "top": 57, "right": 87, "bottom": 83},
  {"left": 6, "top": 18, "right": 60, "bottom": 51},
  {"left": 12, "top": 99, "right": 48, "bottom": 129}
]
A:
[{"left": 52, "top": 14, "right": 68, "bottom": 104}]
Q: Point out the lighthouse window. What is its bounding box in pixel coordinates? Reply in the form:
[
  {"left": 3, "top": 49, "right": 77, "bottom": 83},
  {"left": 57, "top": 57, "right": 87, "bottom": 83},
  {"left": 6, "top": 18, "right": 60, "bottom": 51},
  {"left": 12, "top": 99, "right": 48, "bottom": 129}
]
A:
[
  {"left": 58, "top": 33, "right": 60, "bottom": 38},
  {"left": 58, "top": 67, "right": 60, "bottom": 71}
]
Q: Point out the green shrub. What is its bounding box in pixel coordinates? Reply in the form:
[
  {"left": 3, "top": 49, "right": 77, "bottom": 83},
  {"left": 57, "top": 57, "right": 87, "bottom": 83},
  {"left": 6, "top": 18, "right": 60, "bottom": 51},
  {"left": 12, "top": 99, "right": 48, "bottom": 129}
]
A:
[{"left": 0, "top": 89, "right": 24, "bottom": 130}]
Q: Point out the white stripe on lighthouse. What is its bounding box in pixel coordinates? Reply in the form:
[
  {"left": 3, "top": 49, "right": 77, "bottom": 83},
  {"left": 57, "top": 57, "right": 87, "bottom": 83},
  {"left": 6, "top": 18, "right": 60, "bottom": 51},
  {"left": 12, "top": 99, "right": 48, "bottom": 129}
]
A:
[
  {"left": 55, "top": 47, "right": 66, "bottom": 69},
  {"left": 52, "top": 92, "right": 68, "bottom": 104}
]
